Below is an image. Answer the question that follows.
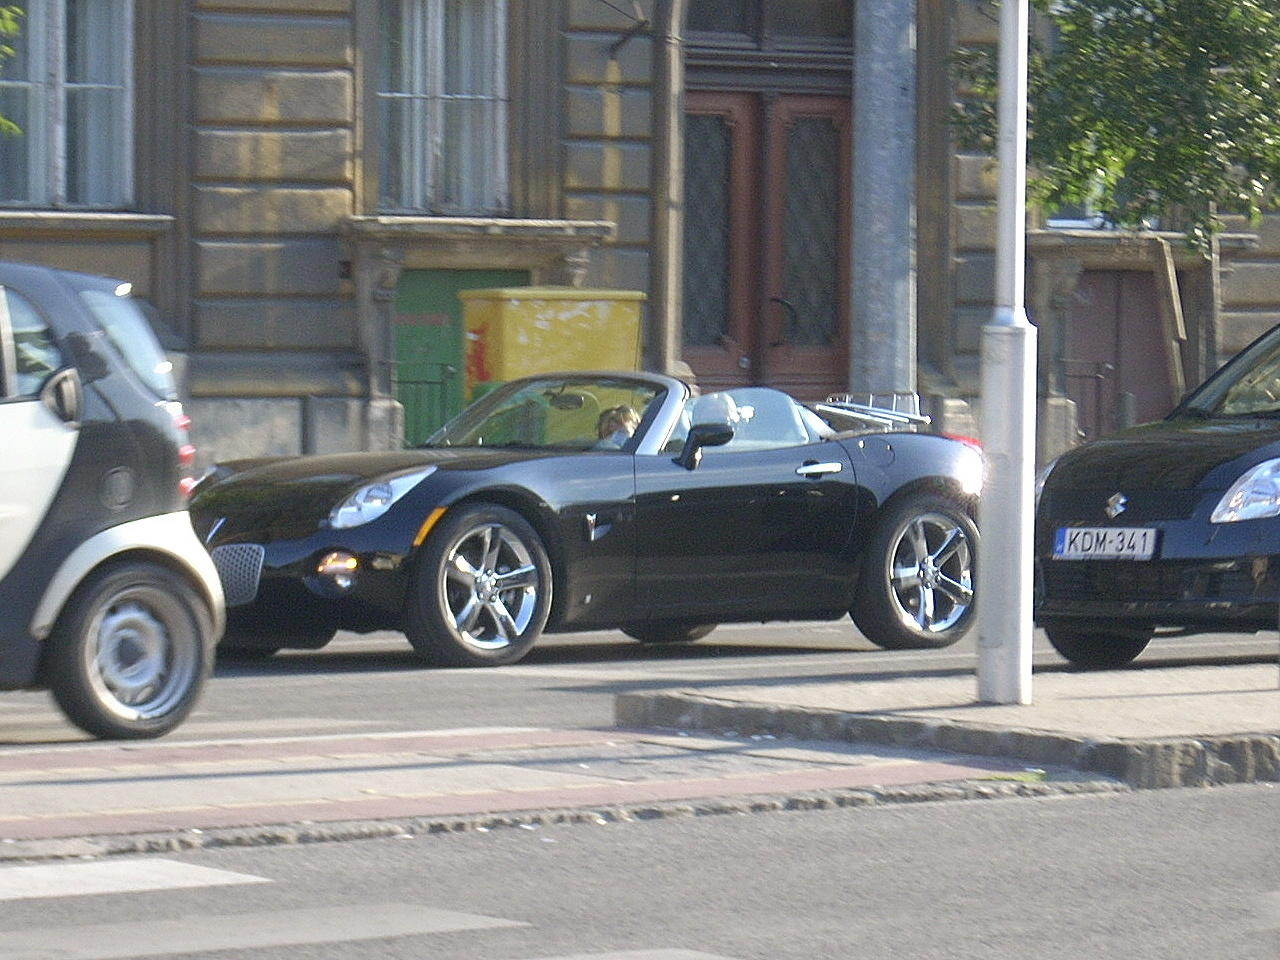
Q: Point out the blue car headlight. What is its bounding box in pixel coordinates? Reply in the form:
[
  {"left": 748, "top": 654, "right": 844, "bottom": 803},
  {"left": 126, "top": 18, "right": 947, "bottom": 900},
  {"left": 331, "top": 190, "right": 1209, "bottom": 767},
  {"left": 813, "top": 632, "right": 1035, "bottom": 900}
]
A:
[
  {"left": 329, "top": 466, "right": 437, "bottom": 529},
  {"left": 1211, "top": 458, "right": 1280, "bottom": 523}
]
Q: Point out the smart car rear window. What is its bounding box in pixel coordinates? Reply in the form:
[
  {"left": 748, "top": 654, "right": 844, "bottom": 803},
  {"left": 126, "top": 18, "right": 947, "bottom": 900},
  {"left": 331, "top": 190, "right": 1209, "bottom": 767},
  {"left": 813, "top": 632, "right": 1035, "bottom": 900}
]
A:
[{"left": 78, "top": 288, "right": 176, "bottom": 398}]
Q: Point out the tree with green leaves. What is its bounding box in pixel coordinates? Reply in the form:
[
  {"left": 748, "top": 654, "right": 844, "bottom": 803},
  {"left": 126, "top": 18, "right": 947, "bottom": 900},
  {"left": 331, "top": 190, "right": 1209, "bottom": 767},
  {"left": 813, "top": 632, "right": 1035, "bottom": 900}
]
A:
[
  {"left": 0, "top": 5, "right": 20, "bottom": 136},
  {"left": 952, "top": 0, "right": 1280, "bottom": 248}
]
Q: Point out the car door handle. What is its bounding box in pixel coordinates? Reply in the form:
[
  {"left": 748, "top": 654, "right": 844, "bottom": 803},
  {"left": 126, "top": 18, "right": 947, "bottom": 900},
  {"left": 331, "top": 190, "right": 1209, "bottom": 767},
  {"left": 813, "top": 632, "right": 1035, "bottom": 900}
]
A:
[{"left": 796, "top": 461, "right": 843, "bottom": 477}]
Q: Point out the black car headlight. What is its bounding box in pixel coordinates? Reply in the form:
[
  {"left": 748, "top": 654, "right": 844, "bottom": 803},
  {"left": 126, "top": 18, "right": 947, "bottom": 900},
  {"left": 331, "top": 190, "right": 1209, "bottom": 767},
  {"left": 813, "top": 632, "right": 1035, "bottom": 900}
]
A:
[
  {"left": 329, "top": 466, "right": 437, "bottom": 529},
  {"left": 1211, "top": 458, "right": 1280, "bottom": 523}
]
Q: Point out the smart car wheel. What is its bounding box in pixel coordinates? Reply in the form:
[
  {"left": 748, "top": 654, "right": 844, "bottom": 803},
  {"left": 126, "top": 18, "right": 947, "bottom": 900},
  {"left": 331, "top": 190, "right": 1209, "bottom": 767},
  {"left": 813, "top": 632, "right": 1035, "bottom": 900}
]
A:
[
  {"left": 406, "top": 504, "right": 552, "bottom": 667},
  {"left": 852, "top": 491, "right": 977, "bottom": 650},
  {"left": 622, "top": 621, "right": 717, "bottom": 644},
  {"left": 1044, "top": 622, "right": 1153, "bottom": 669},
  {"left": 43, "top": 562, "right": 214, "bottom": 739}
]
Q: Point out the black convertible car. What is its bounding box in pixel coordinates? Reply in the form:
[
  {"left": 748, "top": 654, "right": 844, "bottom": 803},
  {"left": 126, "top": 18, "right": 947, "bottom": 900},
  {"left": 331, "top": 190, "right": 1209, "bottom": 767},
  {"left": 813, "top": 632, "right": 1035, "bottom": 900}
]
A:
[
  {"left": 1037, "top": 321, "right": 1280, "bottom": 668},
  {"left": 190, "top": 371, "right": 983, "bottom": 666}
]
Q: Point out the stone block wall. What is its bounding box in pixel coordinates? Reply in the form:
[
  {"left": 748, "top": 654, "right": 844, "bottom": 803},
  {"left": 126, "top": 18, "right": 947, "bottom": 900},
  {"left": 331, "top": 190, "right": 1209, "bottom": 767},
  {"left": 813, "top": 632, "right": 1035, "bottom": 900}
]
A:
[{"left": 561, "top": 0, "right": 656, "bottom": 293}]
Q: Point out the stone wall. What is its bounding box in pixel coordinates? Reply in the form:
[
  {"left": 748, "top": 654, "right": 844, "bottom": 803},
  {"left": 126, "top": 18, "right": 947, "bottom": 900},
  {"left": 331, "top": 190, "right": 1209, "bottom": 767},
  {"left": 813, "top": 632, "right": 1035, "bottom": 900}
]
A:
[{"left": 561, "top": 0, "right": 657, "bottom": 294}]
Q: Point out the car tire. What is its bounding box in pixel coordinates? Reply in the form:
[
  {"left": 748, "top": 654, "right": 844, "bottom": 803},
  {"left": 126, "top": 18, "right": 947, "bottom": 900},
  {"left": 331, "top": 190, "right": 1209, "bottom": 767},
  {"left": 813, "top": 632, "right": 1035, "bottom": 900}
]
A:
[
  {"left": 622, "top": 621, "right": 717, "bottom": 644},
  {"left": 1044, "top": 622, "right": 1153, "bottom": 669},
  {"left": 405, "top": 504, "right": 552, "bottom": 667},
  {"left": 852, "top": 491, "right": 977, "bottom": 650},
  {"left": 43, "top": 561, "right": 214, "bottom": 739}
]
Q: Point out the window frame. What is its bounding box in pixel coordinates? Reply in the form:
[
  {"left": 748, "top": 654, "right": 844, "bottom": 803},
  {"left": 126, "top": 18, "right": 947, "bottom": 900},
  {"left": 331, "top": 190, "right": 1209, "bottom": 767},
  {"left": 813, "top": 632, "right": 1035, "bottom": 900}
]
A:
[
  {"left": 375, "top": 0, "right": 509, "bottom": 216},
  {"left": 0, "top": 0, "right": 135, "bottom": 210}
]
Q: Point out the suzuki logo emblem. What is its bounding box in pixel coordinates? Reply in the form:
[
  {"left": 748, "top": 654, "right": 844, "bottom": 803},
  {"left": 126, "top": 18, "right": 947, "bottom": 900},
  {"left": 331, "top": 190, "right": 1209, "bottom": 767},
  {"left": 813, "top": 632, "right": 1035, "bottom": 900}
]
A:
[{"left": 1105, "top": 493, "right": 1128, "bottom": 519}]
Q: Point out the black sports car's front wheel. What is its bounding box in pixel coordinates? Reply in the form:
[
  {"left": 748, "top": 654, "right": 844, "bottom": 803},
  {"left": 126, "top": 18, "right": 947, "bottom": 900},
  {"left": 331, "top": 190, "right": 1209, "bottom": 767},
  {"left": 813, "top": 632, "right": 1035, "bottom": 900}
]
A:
[
  {"left": 852, "top": 491, "right": 977, "bottom": 650},
  {"left": 1044, "top": 622, "right": 1153, "bottom": 669},
  {"left": 406, "top": 504, "right": 552, "bottom": 667}
]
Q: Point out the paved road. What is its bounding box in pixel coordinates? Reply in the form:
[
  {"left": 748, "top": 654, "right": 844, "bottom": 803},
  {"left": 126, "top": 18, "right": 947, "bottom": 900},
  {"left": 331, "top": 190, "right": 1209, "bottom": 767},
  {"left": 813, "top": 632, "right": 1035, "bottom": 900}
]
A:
[
  {"left": 0, "top": 783, "right": 1274, "bottom": 960},
  {"left": 2, "top": 622, "right": 1275, "bottom": 746}
]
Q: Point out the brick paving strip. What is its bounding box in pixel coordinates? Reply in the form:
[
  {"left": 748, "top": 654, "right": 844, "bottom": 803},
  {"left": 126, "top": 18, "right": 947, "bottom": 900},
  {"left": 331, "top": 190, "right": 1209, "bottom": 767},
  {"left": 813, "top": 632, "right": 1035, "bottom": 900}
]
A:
[{"left": 0, "top": 727, "right": 1114, "bottom": 854}]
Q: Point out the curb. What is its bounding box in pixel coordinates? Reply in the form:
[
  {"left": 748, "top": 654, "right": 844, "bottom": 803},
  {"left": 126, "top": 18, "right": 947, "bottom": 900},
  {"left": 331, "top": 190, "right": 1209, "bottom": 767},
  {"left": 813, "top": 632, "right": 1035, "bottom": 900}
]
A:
[
  {"left": 0, "top": 776, "right": 1128, "bottom": 864},
  {"left": 614, "top": 691, "right": 1280, "bottom": 789}
]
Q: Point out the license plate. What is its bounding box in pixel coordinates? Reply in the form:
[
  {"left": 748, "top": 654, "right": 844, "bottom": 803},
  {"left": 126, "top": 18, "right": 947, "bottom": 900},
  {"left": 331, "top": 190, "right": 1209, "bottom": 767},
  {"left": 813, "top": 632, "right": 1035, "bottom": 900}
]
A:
[{"left": 1053, "top": 526, "right": 1156, "bottom": 560}]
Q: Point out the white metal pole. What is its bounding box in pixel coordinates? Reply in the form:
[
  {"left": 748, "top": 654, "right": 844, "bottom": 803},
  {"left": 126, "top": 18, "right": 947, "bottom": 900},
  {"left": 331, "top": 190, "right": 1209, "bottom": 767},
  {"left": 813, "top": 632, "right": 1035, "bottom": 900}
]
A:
[{"left": 977, "top": 0, "right": 1037, "bottom": 704}]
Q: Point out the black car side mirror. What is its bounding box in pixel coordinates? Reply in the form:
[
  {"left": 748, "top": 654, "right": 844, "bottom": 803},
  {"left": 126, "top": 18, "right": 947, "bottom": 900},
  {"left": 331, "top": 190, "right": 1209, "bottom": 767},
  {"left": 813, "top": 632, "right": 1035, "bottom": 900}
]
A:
[{"left": 673, "top": 421, "right": 734, "bottom": 470}]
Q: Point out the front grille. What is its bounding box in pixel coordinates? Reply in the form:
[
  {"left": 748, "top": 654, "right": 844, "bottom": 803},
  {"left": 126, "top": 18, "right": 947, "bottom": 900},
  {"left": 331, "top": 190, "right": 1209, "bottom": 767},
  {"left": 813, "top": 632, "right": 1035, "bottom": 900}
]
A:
[
  {"left": 1042, "top": 559, "right": 1269, "bottom": 605},
  {"left": 211, "top": 543, "right": 265, "bottom": 607},
  {"left": 1043, "top": 560, "right": 1185, "bottom": 602}
]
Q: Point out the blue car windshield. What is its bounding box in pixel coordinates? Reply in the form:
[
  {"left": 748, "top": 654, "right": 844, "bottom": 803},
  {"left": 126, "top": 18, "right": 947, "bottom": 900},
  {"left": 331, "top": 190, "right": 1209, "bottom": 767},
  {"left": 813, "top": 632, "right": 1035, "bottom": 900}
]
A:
[
  {"left": 427, "top": 377, "right": 664, "bottom": 450},
  {"left": 1181, "top": 327, "right": 1280, "bottom": 418}
]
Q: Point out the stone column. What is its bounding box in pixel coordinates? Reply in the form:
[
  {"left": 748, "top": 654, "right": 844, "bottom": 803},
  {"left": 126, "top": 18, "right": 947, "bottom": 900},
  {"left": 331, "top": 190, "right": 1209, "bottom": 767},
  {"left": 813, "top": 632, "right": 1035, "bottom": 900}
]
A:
[
  {"left": 850, "top": 0, "right": 917, "bottom": 395},
  {"left": 351, "top": 242, "right": 405, "bottom": 450}
]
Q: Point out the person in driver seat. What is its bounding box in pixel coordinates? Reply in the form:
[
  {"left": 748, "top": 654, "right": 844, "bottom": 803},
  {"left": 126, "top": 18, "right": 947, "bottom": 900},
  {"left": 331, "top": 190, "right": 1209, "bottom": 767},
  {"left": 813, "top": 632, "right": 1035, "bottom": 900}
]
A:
[{"left": 595, "top": 405, "right": 640, "bottom": 449}]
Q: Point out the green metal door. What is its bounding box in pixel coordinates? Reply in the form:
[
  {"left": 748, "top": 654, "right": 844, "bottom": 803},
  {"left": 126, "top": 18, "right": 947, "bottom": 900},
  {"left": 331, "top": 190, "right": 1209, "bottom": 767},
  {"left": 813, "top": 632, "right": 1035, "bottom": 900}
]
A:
[{"left": 393, "top": 268, "right": 527, "bottom": 445}]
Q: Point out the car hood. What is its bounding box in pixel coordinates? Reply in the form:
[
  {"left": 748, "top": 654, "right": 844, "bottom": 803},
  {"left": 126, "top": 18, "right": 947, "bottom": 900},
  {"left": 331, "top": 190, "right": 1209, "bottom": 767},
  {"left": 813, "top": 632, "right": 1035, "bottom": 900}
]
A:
[
  {"left": 189, "top": 447, "right": 555, "bottom": 543},
  {"left": 1047, "top": 417, "right": 1280, "bottom": 491}
]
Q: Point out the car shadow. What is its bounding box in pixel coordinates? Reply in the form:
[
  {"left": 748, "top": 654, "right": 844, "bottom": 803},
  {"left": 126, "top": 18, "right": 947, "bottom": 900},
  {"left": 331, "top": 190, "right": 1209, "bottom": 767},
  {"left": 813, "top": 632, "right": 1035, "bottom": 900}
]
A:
[{"left": 211, "top": 634, "right": 873, "bottom": 678}]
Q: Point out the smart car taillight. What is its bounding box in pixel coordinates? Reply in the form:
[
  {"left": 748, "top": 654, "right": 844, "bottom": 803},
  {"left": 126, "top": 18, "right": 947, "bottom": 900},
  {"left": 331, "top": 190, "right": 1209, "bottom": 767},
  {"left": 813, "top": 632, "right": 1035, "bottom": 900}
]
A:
[{"left": 170, "top": 402, "right": 198, "bottom": 500}]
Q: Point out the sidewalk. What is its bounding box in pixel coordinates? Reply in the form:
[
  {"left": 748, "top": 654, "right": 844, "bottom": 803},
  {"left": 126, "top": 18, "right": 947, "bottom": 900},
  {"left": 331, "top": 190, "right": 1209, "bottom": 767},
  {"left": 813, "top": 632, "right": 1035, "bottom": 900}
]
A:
[
  {"left": 0, "top": 662, "right": 1275, "bottom": 861},
  {"left": 619, "top": 661, "right": 1280, "bottom": 790}
]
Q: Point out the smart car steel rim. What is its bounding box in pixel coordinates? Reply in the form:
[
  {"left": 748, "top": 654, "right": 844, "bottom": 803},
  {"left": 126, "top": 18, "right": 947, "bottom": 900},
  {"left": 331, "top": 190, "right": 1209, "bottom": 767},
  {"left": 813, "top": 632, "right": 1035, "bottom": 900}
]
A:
[
  {"left": 84, "top": 585, "right": 200, "bottom": 720},
  {"left": 888, "top": 511, "right": 975, "bottom": 633},
  {"left": 442, "top": 521, "right": 541, "bottom": 651}
]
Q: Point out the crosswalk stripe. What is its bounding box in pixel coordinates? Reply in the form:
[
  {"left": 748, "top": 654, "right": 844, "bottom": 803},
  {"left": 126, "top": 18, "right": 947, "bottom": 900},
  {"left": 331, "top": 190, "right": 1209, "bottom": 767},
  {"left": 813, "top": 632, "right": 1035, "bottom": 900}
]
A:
[
  {"left": 0, "top": 904, "right": 524, "bottom": 959},
  {"left": 0, "top": 859, "right": 267, "bottom": 901}
]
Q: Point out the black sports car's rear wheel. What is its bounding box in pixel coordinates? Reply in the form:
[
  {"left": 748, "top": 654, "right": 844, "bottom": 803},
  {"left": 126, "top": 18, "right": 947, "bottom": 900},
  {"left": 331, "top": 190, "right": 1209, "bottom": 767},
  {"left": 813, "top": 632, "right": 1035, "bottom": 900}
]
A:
[
  {"left": 1044, "top": 622, "right": 1153, "bottom": 669},
  {"left": 852, "top": 491, "right": 977, "bottom": 650},
  {"left": 406, "top": 504, "right": 552, "bottom": 667},
  {"left": 622, "top": 621, "right": 717, "bottom": 644}
]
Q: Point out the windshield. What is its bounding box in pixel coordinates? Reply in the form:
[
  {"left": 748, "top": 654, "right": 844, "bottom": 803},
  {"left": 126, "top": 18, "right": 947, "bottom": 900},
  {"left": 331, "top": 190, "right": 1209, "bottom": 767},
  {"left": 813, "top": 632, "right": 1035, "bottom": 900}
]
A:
[
  {"left": 427, "top": 376, "right": 665, "bottom": 450},
  {"left": 1178, "top": 325, "right": 1280, "bottom": 418}
]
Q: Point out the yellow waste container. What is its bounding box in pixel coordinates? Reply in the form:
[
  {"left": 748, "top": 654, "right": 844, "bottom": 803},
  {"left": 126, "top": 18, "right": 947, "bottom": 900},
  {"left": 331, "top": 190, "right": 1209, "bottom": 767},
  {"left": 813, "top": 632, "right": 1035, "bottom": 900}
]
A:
[{"left": 460, "top": 287, "right": 644, "bottom": 395}]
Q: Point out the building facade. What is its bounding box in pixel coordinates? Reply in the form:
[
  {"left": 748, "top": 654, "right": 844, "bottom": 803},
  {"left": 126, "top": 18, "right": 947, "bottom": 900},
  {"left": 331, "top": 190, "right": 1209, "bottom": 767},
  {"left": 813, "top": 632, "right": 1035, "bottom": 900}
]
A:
[{"left": 0, "top": 0, "right": 1277, "bottom": 467}]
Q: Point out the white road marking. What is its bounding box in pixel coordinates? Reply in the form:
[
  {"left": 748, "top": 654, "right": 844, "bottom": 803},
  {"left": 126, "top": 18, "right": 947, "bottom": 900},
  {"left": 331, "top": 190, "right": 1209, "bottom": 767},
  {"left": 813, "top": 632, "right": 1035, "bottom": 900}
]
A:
[
  {"left": 0, "top": 859, "right": 268, "bottom": 901},
  {"left": 534, "top": 953, "right": 740, "bottom": 960},
  {"left": 0, "top": 904, "right": 524, "bottom": 959}
]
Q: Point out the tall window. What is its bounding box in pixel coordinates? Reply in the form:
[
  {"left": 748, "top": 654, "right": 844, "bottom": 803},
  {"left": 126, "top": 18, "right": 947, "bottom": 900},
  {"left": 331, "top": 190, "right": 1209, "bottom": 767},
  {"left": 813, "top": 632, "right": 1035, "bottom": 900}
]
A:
[
  {"left": 0, "top": 0, "right": 133, "bottom": 208},
  {"left": 377, "top": 0, "right": 508, "bottom": 215}
]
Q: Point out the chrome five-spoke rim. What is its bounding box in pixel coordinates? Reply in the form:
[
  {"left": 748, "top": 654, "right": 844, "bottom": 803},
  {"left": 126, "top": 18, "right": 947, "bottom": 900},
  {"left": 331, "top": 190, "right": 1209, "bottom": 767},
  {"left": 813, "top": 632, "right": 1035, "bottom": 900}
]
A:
[
  {"left": 888, "top": 511, "right": 975, "bottom": 634},
  {"left": 441, "top": 521, "right": 542, "bottom": 651}
]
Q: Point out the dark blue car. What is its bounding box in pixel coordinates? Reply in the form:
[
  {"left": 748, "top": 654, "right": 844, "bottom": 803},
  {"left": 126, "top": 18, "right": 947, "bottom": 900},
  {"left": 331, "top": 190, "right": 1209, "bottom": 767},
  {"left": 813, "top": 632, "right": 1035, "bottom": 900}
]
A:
[{"left": 1037, "top": 321, "right": 1280, "bottom": 667}]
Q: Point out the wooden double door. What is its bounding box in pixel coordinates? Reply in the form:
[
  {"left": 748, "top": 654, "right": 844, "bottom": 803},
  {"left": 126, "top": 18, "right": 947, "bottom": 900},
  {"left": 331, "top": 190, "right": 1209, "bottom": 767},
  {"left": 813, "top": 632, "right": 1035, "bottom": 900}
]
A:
[
  {"left": 682, "top": 91, "right": 851, "bottom": 401},
  {"left": 1063, "top": 270, "right": 1181, "bottom": 441}
]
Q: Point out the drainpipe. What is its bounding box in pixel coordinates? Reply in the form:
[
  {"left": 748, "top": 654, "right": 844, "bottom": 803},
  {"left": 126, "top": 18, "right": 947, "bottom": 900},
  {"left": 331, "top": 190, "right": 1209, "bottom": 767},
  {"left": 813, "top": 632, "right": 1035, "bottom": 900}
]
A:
[{"left": 649, "top": 0, "right": 686, "bottom": 377}]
